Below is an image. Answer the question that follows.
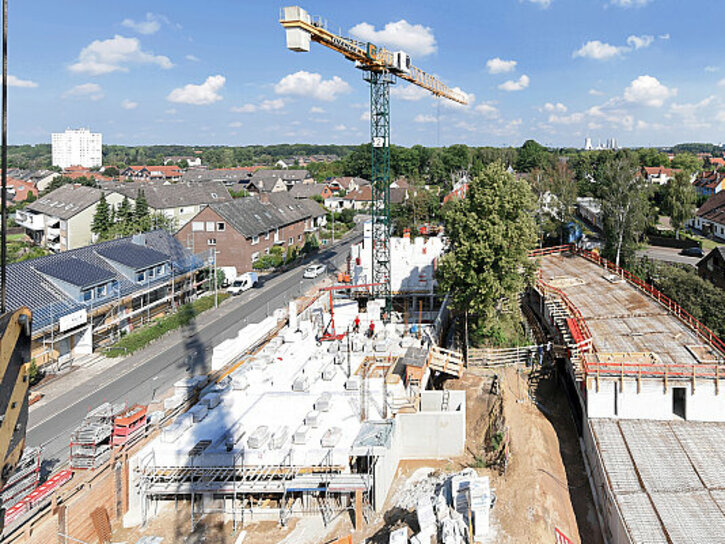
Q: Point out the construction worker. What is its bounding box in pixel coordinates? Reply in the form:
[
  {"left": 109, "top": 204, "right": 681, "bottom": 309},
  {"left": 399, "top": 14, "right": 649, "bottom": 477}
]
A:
[
  {"left": 368, "top": 320, "right": 375, "bottom": 338},
  {"left": 353, "top": 315, "right": 360, "bottom": 333}
]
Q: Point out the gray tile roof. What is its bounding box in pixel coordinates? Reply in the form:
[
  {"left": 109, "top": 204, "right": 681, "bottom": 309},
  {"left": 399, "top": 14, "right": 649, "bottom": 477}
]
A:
[
  {"left": 35, "top": 258, "right": 116, "bottom": 289},
  {"left": 181, "top": 169, "right": 253, "bottom": 184},
  {"left": 250, "top": 169, "right": 310, "bottom": 181},
  {"left": 289, "top": 184, "right": 328, "bottom": 198},
  {"left": 100, "top": 181, "right": 232, "bottom": 209},
  {"left": 210, "top": 194, "right": 324, "bottom": 238},
  {"left": 96, "top": 243, "right": 169, "bottom": 270},
  {"left": 7, "top": 230, "right": 201, "bottom": 332},
  {"left": 27, "top": 184, "right": 102, "bottom": 220}
]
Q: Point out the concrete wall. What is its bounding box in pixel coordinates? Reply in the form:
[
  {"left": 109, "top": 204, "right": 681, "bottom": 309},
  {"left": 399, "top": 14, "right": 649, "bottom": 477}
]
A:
[
  {"left": 586, "top": 378, "right": 725, "bottom": 422},
  {"left": 581, "top": 420, "right": 632, "bottom": 544}
]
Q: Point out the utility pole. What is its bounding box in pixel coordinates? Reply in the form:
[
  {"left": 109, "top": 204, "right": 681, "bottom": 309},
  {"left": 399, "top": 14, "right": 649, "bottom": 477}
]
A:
[{"left": 1, "top": 0, "right": 7, "bottom": 314}]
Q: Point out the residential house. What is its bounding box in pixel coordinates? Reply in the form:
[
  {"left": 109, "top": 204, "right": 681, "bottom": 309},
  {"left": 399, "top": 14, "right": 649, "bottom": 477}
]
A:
[
  {"left": 247, "top": 177, "right": 288, "bottom": 194},
  {"left": 328, "top": 176, "right": 369, "bottom": 194},
  {"left": 164, "top": 156, "right": 202, "bottom": 167},
  {"left": 6, "top": 230, "right": 201, "bottom": 367},
  {"left": 342, "top": 186, "right": 372, "bottom": 210},
  {"left": 182, "top": 167, "right": 259, "bottom": 187},
  {"left": 324, "top": 196, "right": 345, "bottom": 211},
  {"left": 6, "top": 176, "right": 38, "bottom": 204},
  {"left": 577, "top": 197, "right": 603, "bottom": 229},
  {"left": 122, "top": 165, "right": 183, "bottom": 182},
  {"left": 175, "top": 192, "right": 326, "bottom": 276},
  {"left": 289, "top": 183, "right": 333, "bottom": 200},
  {"left": 689, "top": 191, "right": 725, "bottom": 241},
  {"left": 8, "top": 168, "right": 59, "bottom": 192},
  {"left": 709, "top": 157, "right": 725, "bottom": 169},
  {"left": 100, "top": 180, "right": 232, "bottom": 229},
  {"left": 641, "top": 166, "right": 681, "bottom": 185},
  {"left": 16, "top": 184, "right": 124, "bottom": 251},
  {"left": 697, "top": 246, "right": 725, "bottom": 290},
  {"left": 692, "top": 171, "right": 725, "bottom": 197},
  {"left": 250, "top": 169, "right": 313, "bottom": 190}
]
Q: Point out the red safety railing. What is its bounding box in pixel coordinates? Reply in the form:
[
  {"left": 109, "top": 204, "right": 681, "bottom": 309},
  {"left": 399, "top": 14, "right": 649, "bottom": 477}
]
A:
[
  {"left": 531, "top": 244, "right": 725, "bottom": 379},
  {"left": 536, "top": 275, "right": 595, "bottom": 353}
]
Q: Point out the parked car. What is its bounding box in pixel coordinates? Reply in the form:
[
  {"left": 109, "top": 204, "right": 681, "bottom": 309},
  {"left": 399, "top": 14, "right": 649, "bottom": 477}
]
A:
[
  {"left": 226, "top": 272, "right": 258, "bottom": 295},
  {"left": 303, "top": 263, "right": 326, "bottom": 279},
  {"left": 680, "top": 247, "right": 704, "bottom": 258}
]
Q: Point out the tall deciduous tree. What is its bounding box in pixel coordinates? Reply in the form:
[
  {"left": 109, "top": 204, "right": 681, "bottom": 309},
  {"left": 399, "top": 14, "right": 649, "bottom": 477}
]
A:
[
  {"left": 134, "top": 189, "right": 150, "bottom": 229},
  {"left": 664, "top": 171, "right": 697, "bottom": 239},
  {"left": 671, "top": 152, "right": 702, "bottom": 175},
  {"left": 600, "top": 156, "right": 650, "bottom": 267},
  {"left": 437, "top": 162, "right": 538, "bottom": 323}
]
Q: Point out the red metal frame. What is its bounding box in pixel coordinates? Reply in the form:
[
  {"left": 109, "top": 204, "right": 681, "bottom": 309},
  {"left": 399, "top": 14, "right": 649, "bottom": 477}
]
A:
[{"left": 531, "top": 245, "right": 725, "bottom": 379}]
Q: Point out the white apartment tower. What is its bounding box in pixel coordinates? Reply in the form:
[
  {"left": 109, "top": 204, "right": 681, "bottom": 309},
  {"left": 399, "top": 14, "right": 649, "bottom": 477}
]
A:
[{"left": 51, "top": 128, "right": 102, "bottom": 169}]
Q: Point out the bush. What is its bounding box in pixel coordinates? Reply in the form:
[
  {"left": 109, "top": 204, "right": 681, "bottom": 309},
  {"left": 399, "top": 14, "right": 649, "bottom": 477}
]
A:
[
  {"left": 107, "top": 293, "right": 230, "bottom": 357},
  {"left": 28, "top": 361, "right": 43, "bottom": 387}
]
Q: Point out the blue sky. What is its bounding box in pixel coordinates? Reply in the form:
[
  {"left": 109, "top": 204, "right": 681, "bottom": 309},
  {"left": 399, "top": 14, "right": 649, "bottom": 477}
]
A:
[{"left": 7, "top": 0, "right": 725, "bottom": 148}]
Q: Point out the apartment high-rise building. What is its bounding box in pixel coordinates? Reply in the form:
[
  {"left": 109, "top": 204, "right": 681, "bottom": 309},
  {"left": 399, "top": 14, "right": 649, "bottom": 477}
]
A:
[{"left": 51, "top": 128, "right": 102, "bottom": 169}]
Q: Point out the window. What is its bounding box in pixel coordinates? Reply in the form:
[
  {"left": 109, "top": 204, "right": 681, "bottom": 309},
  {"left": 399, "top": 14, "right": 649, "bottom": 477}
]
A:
[
  {"left": 206, "top": 221, "right": 215, "bottom": 232},
  {"left": 83, "top": 290, "right": 93, "bottom": 302},
  {"left": 298, "top": 234, "right": 302, "bottom": 241},
  {"left": 265, "top": 247, "right": 270, "bottom": 255},
  {"left": 217, "top": 222, "right": 225, "bottom": 231},
  {"left": 148, "top": 267, "right": 155, "bottom": 279},
  {"left": 289, "top": 237, "right": 293, "bottom": 245},
  {"left": 252, "top": 235, "right": 259, "bottom": 245},
  {"left": 192, "top": 221, "right": 204, "bottom": 232},
  {"left": 211, "top": 192, "right": 218, "bottom": 199},
  {"left": 251, "top": 251, "right": 260, "bottom": 263},
  {"left": 96, "top": 284, "right": 106, "bottom": 297},
  {"left": 265, "top": 230, "right": 270, "bottom": 240},
  {"left": 208, "top": 238, "right": 217, "bottom": 246},
  {"left": 673, "top": 387, "right": 687, "bottom": 419},
  {"left": 137, "top": 272, "right": 145, "bottom": 282},
  {"left": 179, "top": 208, "right": 185, "bottom": 214}
]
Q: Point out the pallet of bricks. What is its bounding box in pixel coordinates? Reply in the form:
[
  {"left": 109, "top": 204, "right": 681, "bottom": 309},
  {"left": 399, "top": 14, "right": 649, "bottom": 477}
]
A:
[
  {"left": 1, "top": 447, "right": 41, "bottom": 513},
  {"left": 70, "top": 402, "right": 124, "bottom": 470}
]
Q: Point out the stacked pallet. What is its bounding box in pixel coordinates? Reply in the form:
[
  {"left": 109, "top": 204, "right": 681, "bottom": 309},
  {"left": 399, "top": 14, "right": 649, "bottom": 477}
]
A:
[{"left": 70, "top": 403, "right": 123, "bottom": 470}]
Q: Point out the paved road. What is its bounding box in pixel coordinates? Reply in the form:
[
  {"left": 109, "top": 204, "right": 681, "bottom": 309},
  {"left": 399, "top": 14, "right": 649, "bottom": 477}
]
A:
[
  {"left": 27, "top": 229, "right": 362, "bottom": 471},
  {"left": 636, "top": 245, "right": 702, "bottom": 267}
]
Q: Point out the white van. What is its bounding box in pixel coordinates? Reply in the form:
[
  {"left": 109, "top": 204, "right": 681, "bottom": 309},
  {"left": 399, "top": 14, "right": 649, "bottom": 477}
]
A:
[
  {"left": 303, "top": 263, "right": 326, "bottom": 279},
  {"left": 226, "top": 272, "right": 258, "bottom": 295}
]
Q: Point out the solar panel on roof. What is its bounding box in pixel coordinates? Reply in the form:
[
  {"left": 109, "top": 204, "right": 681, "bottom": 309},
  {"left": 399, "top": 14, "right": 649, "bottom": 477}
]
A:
[
  {"left": 96, "top": 242, "right": 169, "bottom": 270},
  {"left": 35, "top": 257, "right": 115, "bottom": 289}
]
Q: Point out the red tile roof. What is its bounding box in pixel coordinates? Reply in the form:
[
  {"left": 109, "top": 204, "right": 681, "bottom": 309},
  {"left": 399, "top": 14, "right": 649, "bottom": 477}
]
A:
[
  {"left": 697, "top": 191, "right": 725, "bottom": 225},
  {"left": 343, "top": 186, "right": 372, "bottom": 201},
  {"left": 643, "top": 166, "right": 680, "bottom": 177},
  {"left": 6, "top": 176, "right": 37, "bottom": 202}
]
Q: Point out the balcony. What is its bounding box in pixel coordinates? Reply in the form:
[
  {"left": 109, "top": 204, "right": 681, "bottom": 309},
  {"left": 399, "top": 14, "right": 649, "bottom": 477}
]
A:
[
  {"left": 47, "top": 227, "right": 61, "bottom": 240},
  {"left": 15, "top": 210, "right": 44, "bottom": 230},
  {"left": 48, "top": 240, "right": 61, "bottom": 252}
]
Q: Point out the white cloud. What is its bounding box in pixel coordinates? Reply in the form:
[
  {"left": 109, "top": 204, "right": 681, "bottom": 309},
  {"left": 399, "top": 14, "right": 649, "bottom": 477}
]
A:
[
  {"left": 659, "top": 33, "right": 670, "bottom": 40},
  {"left": 542, "top": 102, "right": 567, "bottom": 113},
  {"left": 669, "top": 95, "right": 714, "bottom": 116},
  {"left": 229, "top": 121, "right": 243, "bottom": 128},
  {"left": 623, "top": 75, "right": 675, "bottom": 107},
  {"left": 63, "top": 83, "right": 104, "bottom": 101},
  {"left": 716, "top": 110, "right": 725, "bottom": 123},
  {"left": 498, "top": 75, "right": 530, "bottom": 91},
  {"left": 526, "top": 0, "right": 552, "bottom": 7},
  {"left": 475, "top": 102, "right": 499, "bottom": 118},
  {"left": 69, "top": 35, "right": 173, "bottom": 75},
  {"left": 167, "top": 75, "right": 225, "bottom": 105},
  {"left": 121, "top": 13, "right": 164, "bottom": 35},
  {"left": 442, "top": 87, "right": 475, "bottom": 109},
  {"left": 548, "top": 112, "right": 585, "bottom": 125},
  {"left": 121, "top": 99, "right": 137, "bottom": 109},
  {"left": 486, "top": 58, "right": 517, "bottom": 74},
  {"left": 165, "top": 108, "right": 177, "bottom": 115},
  {"left": 414, "top": 114, "right": 436, "bottom": 123},
  {"left": 334, "top": 124, "right": 347, "bottom": 131},
  {"left": 610, "top": 0, "right": 652, "bottom": 7},
  {"left": 360, "top": 111, "right": 371, "bottom": 121},
  {"left": 274, "top": 71, "right": 351, "bottom": 102},
  {"left": 705, "top": 66, "right": 719, "bottom": 72},
  {"left": 231, "top": 104, "right": 256, "bottom": 113},
  {"left": 391, "top": 84, "right": 429, "bottom": 101},
  {"left": 349, "top": 20, "right": 436, "bottom": 57},
  {"left": 259, "top": 98, "right": 285, "bottom": 111},
  {"left": 4, "top": 75, "right": 37, "bottom": 88},
  {"left": 718, "top": 78, "right": 725, "bottom": 87},
  {"left": 573, "top": 40, "right": 626, "bottom": 60},
  {"left": 185, "top": 54, "right": 199, "bottom": 62},
  {"left": 309, "top": 106, "right": 325, "bottom": 114},
  {"left": 589, "top": 89, "right": 605, "bottom": 96},
  {"left": 626, "top": 34, "right": 654, "bottom": 49}
]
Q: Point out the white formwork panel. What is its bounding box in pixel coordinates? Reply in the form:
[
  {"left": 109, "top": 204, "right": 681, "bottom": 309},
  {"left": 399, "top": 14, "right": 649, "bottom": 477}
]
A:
[
  {"left": 619, "top": 420, "right": 702, "bottom": 493},
  {"left": 615, "top": 492, "right": 668, "bottom": 544},
  {"left": 650, "top": 491, "right": 725, "bottom": 544},
  {"left": 591, "top": 419, "right": 642, "bottom": 495},
  {"left": 708, "top": 490, "right": 725, "bottom": 515},
  {"left": 669, "top": 421, "right": 725, "bottom": 490}
]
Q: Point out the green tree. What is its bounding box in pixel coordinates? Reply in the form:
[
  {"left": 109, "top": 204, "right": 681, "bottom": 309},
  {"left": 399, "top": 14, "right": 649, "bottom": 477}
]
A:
[
  {"left": 600, "top": 156, "right": 650, "bottom": 267},
  {"left": 671, "top": 152, "right": 702, "bottom": 174},
  {"left": 103, "top": 166, "right": 119, "bottom": 177},
  {"left": 516, "top": 140, "right": 552, "bottom": 172},
  {"left": 117, "top": 196, "right": 134, "bottom": 234},
  {"left": 637, "top": 148, "right": 670, "bottom": 167},
  {"left": 663, "top": 171, "right": 697, "bottom": 239},
  {"left": 91, "top": 193, "right": 111, "bottom": 239},
  {"left": 436, "top": 162, "right": 538, "bottom": 345},
  {"left": 134, "top": 189, "right": 150, "bottom": 230}
]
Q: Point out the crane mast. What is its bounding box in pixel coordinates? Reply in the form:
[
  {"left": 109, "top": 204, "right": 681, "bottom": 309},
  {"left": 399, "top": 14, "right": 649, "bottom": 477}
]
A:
[{"left": 280, "top": 6, "right": 467, "bottom": 319}]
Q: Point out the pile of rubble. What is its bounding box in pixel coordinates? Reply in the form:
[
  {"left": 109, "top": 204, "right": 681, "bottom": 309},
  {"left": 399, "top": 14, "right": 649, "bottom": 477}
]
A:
[{"left": 392, "top": 468, "right": 495, "bottom": 544}]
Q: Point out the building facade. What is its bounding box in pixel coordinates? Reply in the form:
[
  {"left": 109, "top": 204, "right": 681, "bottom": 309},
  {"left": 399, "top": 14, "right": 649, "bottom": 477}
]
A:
[{"left": 51, "top": 128, "right": 102, "bottom": 169}]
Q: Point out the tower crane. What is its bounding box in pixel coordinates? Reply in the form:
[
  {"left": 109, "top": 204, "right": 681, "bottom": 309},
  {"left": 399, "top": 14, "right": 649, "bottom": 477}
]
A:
[{"left": 280, "top": 6, "right": 467, "bottom": 320}]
